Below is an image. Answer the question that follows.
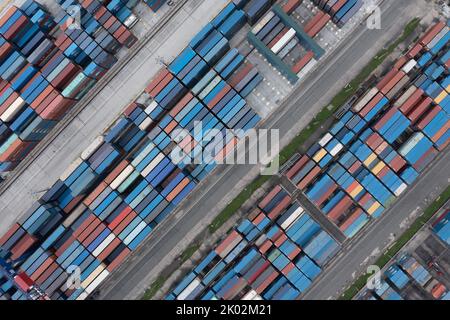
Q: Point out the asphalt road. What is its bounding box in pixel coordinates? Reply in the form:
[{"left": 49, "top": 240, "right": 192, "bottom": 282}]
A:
[
  {"left": 97, "top": 0, "right": 427, "bottom": 300},
  {"left": 302, "top": 149, "right": 450, "bottom": 300}
]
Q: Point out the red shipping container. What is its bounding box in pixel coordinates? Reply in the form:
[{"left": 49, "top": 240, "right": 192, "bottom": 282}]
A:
[
  {"left": 419, "top": 21, "right": 445, "bottom": 46},
  {"left": 399, "top": 88, "right": 424, "bottom": 115},
  {"left": 229, "top": 63, "right": 254, "bottom": 88},
  {"left": 339, "top": 208, "right": 364, "bottom": 231},
  {"left": 39, "top": 95, "right": 77, "bottom": 120},
  {"left": 108, "top": 206, "right": 133, "bottom": 230},
  {"left": 268, "top": 27, "right": 290, "bottom": 49},
  {"left": 148, "top": 73, "right": 173, "bottom": 98},
  {"left": 291, "top": 51, "right": 314, "bottom": 74},
  {"left": 268, "top": 196, "right": 292, "bottom": 220},
  {"left": 331, "top": 0, "right": 347, "bottom": 15},
  {"left": 106, "top": 247, "right": 131, "bottom": 272},
  {"left": 407, "top": 43, "right": 423, "bottom": 59},
  {"left": 258, "top": 185, "right": 282, "bottom": 209},
  {"left": 97, "top": 237, "right": 121, "bottom": 261},
  {"left": 282, "top": 0, "right": 302, "bottom": 14},
  {"left": 328, "top": 196, "right": 353, "bottom": 222},
  {"left": 412, "top": 102, "right": 442, "bottom": 130},
  {"left": 286, "top": 155, "right": 309, "bottom": 179},
  {"left": 297, "top": 166, "right": 320, "bottom": 190},
  {"left": 380, "top": 71, "right": 406, "bottom": 95},
  {"left": 307, "top": 14, "right": 330, "bottom": 38},
  {"left": 0, "top": 223, "right": 21, "bottom": 246}
]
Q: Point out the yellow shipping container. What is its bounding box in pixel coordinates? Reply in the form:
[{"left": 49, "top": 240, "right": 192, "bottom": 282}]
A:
[
  {"left": 367, "top": 202, "right": 381, "bottom": 215},
  {"left": 363, "top": 153, "right": 377, "bottom": 167},
  {"left": 350, "top": 185, "right": 364, "bottom": 198},
  {"left": 434, "top": 91, "right": 447, "bottom": 104},
  {"left": 313, "top": 148, "right": 327, "bottom": 163},
  {"left": 372, "top": 162, "right": 386, "bottom": 175}
]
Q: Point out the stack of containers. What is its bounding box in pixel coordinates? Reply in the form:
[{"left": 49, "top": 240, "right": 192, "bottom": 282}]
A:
[
  {"left": 166, "top": 185, "right": 340, "bottom": 300},
  {"left": 143, "top": 0, "right": 167, "bottom": 12},
  {"left": 0, "top": 2, "right": 265, "bottom": 300},
  {"left": 432, "top": 209, "right": 450, "bottom": 245},
  {"left": 0, "top": 0, "right": 138, "bottom": 173},
  {"left": 248, "top": 3, "right": 325, "bottom": 83},
  {"left": 359, "top": 253, "right": 450, "bottom": 300},
  {"left": 398, "top": 254, "right": 432, "bottom": 287},
  {"left": 311, "top": 0, "right": 364, "bottom": 27},
  {"left": 283, "top": 20, "right": 450, "bottom": 239},
  {"left": 56, "top": 0, "right": 138, "bottom": 49}
]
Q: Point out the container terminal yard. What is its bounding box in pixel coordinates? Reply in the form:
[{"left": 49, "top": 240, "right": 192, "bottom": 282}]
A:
[{"left": 0, "top": 0, "right": 448, "bottom": 304}]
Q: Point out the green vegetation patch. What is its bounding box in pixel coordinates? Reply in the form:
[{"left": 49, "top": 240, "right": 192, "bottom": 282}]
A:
[
  {"left": 180, "top": 244, "right": 201, "bottom": 263},
  {"left": 141, "top": 275, "right": 168, "bottom": 300}
]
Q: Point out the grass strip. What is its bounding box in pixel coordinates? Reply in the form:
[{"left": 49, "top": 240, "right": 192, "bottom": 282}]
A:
[
  {"left": 141, "top": 275, "right": 168, "bottom": 300},
  {"left": 340, "top": 185, "right": 450, "bottom": 300},
  {"left": 180, "top": 244, "right": 201, "bottom": 263}
]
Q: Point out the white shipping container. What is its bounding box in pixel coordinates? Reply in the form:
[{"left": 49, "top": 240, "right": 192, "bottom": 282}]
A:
[
  {"left": 110, "top": 164, "right": 134, "bottom": 190},
  {"left": 199, "top": 75, "right": 221, "bottom": 100},
  {"left": 242, "top": 290, "right": 258, "bottom": 300},
  {"left": 401, "top": 59, "right": 417, "bottom": 74},
  {"left": 319, "top": 133, "right": 333, "bottom": 147},
  {"left": 63, "top": 203, "right": 87, "bottom": 228},
  {"left": 353, "top": 87, "right": 379, "bottom": 112},
  {"left": 399, "top": 132, "right": 424, "bottom": 156},
  {"left": 394, "top": 85, "right": 417, "bottom": 108},
  {"left": 141, "top": 152, "right": 165, "bottom": 177},
  {"left": 84, "top": 269, "right": 110, "bottom": 295},
  {"left": 131, "top": 142, "right": 156, "bottom": 167},
  {"left": 329, "top": 143, "right": 344, "bottom": 157},
  {"left": 138, "top": 117, "right": 153, "bottom": 131},
  {"left": 124, "top": 14, "right": 138, "bottom": 28},
  {"left": 145, "top": 100, "right": 158, "bottom": 115},
  {"left": 394, "top": 183, "right": 407, "bottom": 197},
  {"left": 427, "top": 27, "right": 449, "bottom": 50},
  {"left": 271, "top": 28, "right": 296, "bottom": 54},
  {"left": 92, "top": 233, "right": 116, "bottom": 257},
  {"left": 76, "top": 291, "right": 88, "bottom": 300},
  {"left": 0, "top": 96, "right": 25, "bottom": 122},
  {"left": 177, "top": 278, "right": 202, "bottom": 300},
  {"left": 123, "top": 221, "right": 146, "bottom": 246},
  {"left": 252, "top": 11, "right": 275, "bottom": 34},
  {"left": 281, "top": 206, "right": 304, "bottom": 230},
  {"left": 60, "top": 157, "right": 84, "bottom": 181},
  {"left": 81, "top": 264, "right": 106, "bottom": 289},
  {"left": 81, "top": 136, "right": 104, "bottom": 160},
  {"left": 297, "top": 58, "right": 317, "bottom": 79}
]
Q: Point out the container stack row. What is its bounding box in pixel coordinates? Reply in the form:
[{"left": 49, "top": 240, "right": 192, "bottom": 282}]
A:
[
  {"left": 311, "top": 0, "right": 364, "bottom": 27},
  {"left": 247, "top": 2, "right": 326, "bottom": 83},
  {"left": 0, "top": 2, "right": 265, "bottom": 300},
  {"left": 143, "top": 0, "right": 167, "bottom": 12},
  {"left": 432, "top": 209, "right": 450, "bottom": 246},
  {"left": 358, "top": 254, "right": 450, "bottom": 300},
  {"left": 284, "top": 20, "right": 450, "bottom": 238},
  {"left": 167, "top": 185, "right": 340, "bottom": 300},
  {"left": 0, "top": 0, "right": 138, "bottom": 174}
]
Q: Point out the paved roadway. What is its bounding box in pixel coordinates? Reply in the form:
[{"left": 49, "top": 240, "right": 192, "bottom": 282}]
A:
[
  {"left": 302, "top": 149, "right": 450, "bottom": 300},
  {"left": 98, "top": 0, "right": 428, "bottom": 299}
]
